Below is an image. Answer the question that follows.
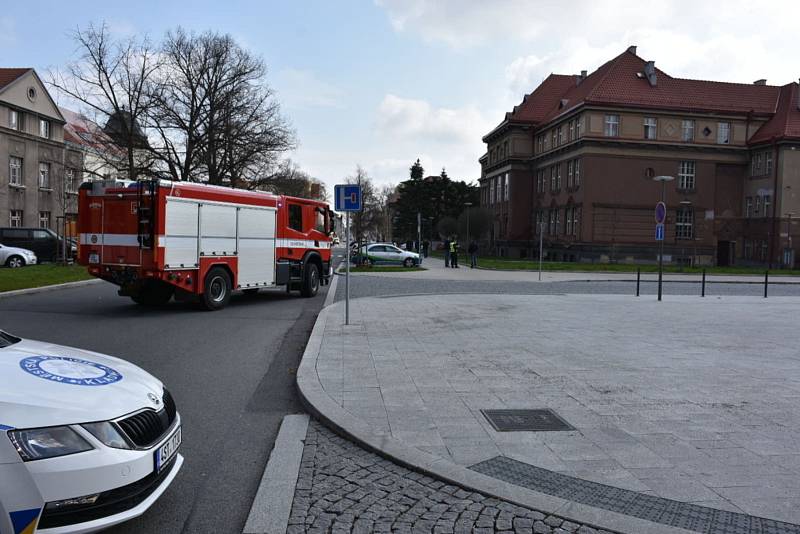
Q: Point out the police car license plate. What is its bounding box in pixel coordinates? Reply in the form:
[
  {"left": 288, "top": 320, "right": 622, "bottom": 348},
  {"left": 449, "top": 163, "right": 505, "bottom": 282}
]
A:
[{"left": 155, "top": 426, "right": 181, "bottom": 473}]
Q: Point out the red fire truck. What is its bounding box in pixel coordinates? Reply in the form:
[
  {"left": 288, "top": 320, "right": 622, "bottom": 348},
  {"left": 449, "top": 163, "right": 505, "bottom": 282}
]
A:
[{"left": 77, "top": 179, "right": 334, "bottom": 310}]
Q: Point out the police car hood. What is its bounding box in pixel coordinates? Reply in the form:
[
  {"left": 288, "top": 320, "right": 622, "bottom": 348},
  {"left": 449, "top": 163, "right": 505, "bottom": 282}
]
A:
[{"left": 0, "top": 338, "right": 164, "bottom": 429}]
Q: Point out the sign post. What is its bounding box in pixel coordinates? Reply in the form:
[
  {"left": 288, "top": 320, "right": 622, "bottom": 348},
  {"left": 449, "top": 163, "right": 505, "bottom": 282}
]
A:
[
  {"left": 334, "top": 184, "right": 362, "bottom": 325},
  {"left": 652, "top": 177, "right": 674, "bottom": 301}
]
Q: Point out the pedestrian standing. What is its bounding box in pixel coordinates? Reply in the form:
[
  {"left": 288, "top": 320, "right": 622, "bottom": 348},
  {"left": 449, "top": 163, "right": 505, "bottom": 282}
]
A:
[
  {"left": 468, "top": 240, "right": 478, "bottom": 268},
  {"left": 443, "top": 238, "right": 451, "bottom": 267},
  {"left": 450, "top": 238, "right": 459, "bottom": 268},
  {"left": 423, "top": 239, "right": 430, "bottom": 258}
]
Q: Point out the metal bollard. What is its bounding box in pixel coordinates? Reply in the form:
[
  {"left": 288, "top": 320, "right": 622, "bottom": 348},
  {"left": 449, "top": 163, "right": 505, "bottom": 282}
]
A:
[
  {"left": 701, "top": 269, "right": 706, "bottom": 297},
  {"left": 636, "top": 268, "right": 640, "bottom": 297},
  {"left": 764, "top": 270, "right": 769, "bottom": 298}
]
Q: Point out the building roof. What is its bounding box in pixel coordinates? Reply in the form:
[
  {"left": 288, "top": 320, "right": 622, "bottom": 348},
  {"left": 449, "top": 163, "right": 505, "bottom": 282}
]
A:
[
  {"left": 495, "top": 48, "right": 793, "bottom": 143},
  {"left": 0, "top": 68, "right": 31, "bottom": 91},
  {"left": 749, "top": 82, "right": 800, "bottom": 144}
]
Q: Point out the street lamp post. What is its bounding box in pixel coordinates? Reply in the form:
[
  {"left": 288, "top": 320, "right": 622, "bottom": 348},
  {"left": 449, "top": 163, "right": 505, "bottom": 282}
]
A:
[{"left": 653, "top": 175, "right": 675, "bottom": 301}]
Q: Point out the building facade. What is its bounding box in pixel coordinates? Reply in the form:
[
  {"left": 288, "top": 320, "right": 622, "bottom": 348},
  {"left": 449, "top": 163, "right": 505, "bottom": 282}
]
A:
[
  {"left": 0, "top": 68, "right": 82, "bottom": 236},
  {"left": 480, "top": 47, "right": 800, "bottom": 267}
]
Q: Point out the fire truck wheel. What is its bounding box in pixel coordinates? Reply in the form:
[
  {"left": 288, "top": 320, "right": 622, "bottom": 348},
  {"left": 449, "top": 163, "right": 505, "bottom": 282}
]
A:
[
  {"left": 130, "top": 281, "right": 174, "bottom": 306},
  {"left": 202, "top": 267, "right": 232, "bottom": 310},
  {"left": 300, "top": 263, "right": 320, "bottom": 298}
]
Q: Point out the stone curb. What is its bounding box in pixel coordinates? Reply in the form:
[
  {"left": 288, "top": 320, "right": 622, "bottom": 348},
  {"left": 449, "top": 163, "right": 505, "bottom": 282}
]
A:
[
  {"left": 472, "top": 267, "right": 800, "bottom": 284},
  {"left": 0, "top": 278, "right": 101, "bottom": 299},
  {"left": 296, "top": 296, "right": 695, "bottom": 534},
  {"left": 243, "top": 414, "right": 310, "bottom": 534}
]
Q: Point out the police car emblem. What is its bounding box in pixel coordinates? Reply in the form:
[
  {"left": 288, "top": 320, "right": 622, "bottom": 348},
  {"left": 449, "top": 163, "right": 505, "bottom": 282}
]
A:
[{"left": 20, "top": 356, "right": 123, "bottom": 386}]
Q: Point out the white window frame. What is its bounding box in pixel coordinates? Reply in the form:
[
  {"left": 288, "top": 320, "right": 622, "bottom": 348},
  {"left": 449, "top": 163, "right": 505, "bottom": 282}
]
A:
[
  {"left": 10, "top": 156, "right": 22, "bottom": 186},
  {"left": 558, "top": 126, "right": 564, "bottom": 145},
  {"left": 676, "top": 207, "right": 694, "bottom": 239},
  {"left": 745, "top": 197, "right": 752, "bottom": 218},
  {"left": 568, "top": 120, "right": 575, "bottom": 141},
  {"left": 754, "top": 195, "right": 761, "bottom": 215},
  {"left": 681, "top": 119, "right": 695, "bottom": 142},
  {"left": 9, "top": 210, "right": 23, "bottom": 227},
  {"left": 550, "top": 166, "right": 556, "bottom": 191},
  {"left": 65, "top": 168, "right": 76, "bottom": 193},
  {"left": 644, "top": 117, "right": 657, "bottom": 140},
  {"left": 9, "top": 109, "right": 19, "bottom": 130},
  {"left": 567, "top": 160, "right": 574, "bottom": 188},
  {"left": 604, "top": 114, "right": 619, "bottom": 137},
  {"left": 38, "top": 162, "right": 51, "bottom": 189},
  {"left": 576, "top": 117, "right": 582, "bottom": 137},
  {"left": 39, "top": 119, "right": 50, "bottom": 139},
  {"left": 556, "top": 164, "right": 561, "bottom": 190},
  {"left": 552, "top": 129, "right": 558, "bottom": 147},
  {"left": 717, "top": 122, "right": 730, "bottom": 144},
  {"left": 678, "top": 161, "right": 696, "bottom": 190},
  {"left": 565, "top": 207, "right": 574, "bottom": 236},
  {"left": 504, "top": 173, "right": 509, "bottom": 201},
  {"left": 574, "top": 159, "right": 581, "bottom": 187},
  {"left": 765, "top": 152, "right": 773, "bottom": 175},
  {"left": 763, "top": 195, "right": 771, "bottom": 216},
  {"left": 38, "top": 211, "right": 50, "bottom": 229}
]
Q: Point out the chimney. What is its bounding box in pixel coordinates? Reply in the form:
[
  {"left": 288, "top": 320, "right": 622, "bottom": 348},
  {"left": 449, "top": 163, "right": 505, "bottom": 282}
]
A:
[
  {"left": 627, "top": 45, "right": 637, "bottom": 55},
  {"left": 753, "top": 79, "right": 767, "bottom": 86},
  {"left": 575, "top": 70, "right": 588, "bottom": 86},
  {"left": 581, "top": 70, "right": 588, "bottom": 78},
  {"left": 644, "top": 61, "right": 657, "bottom": 87}
]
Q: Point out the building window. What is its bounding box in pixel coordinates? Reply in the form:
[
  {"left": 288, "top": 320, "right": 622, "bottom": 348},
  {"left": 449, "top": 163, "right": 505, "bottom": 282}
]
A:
[
  {"left": 644, "top": 117, "right": 657, "bottom": 140},
  {"left": 574, "top": 159, "right": 581, "bottom": 187},
  {"left": 39, "top": 119, "right": 50, "bottom": 139},
  {"left": 682, "top": 119, "right": 695, "bottom": 142},
  {"left": 760, "top": 240, "right": 768, "bottom": 261},
  {"left": 504, "top": 173, "right": 509, "bottom": 201},
  {"left": 39, "top": 162, "right": 51, "bottom": 189},
  {"left": 604, "top": 114, "right": 619, "bottom": 137},
  {"left": 9, "top": 109, "right": 19, "bottom": 130},
  {"left": 556, "top": 164, "right": 561, "bottom": 190},
  {"left": 550, "top": 166, "right": 556, "bottom": 191},
  {"left": 39, "top": 211, "right": 50, "bottom": 229},
  {"left": 549, "top": 208, "right": 560, "bottom": 236},
  {"left": 490, "top": 179, "right": 495, "bottom": 204},
  {"left": 558, "top": 126, "right": 564, "bottom": 145},
  {"left": 678, "top": 161, "right": 696, "bottom": 190},
  {"left": 568, "top": 120, "right": 575, "bottom": 141},
  {"left": 752, "top": 153, "right": 762, "bottom": 176},
  {"left": 717, "top": 122, "right": 730, "bottom": 144},
  {"left": 765, "top": 152, "right": 773, "bottom": 175},
  {"left": 65, "top": 168, "right": 76, "bottom": 193},
  {"left": 567, "top": 160, "right": 574, "bottom": 188},
  {"left": 763, "top": 195, "right": 771, "bottom": 216},
  {"left": 575, "top": 117, "right": 582, "bottom": 137},
  {"left": 676, "top": 207, "right": 694, "bottom": 239},
  {"left": 552, "top": 129, "right": 558, "bottom": 147},
  {"left": 745, "top": 197, "right": 752, "bottom": 218},
  {"left": 10, "top": 156, "right": 23, "bottom": 186},
  {"left": 744, "top": 240, "right": 753, "bottom": 260},
  {"left": 9, "top": 210, "right": 23, "bottom": 227},
  {"left": 754, "top": 195, "right": 761, "bottom": 215}
]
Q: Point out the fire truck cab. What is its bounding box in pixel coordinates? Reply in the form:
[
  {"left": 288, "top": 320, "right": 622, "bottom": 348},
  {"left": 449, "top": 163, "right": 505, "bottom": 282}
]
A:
[{"left": 78, "top": 180, "right": 334, "bottom": 310}]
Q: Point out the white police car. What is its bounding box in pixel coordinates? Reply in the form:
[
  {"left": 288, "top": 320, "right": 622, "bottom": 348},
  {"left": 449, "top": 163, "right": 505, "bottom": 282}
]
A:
[{"left": 0, "top": 331, "right": 182, "bottom": 533}]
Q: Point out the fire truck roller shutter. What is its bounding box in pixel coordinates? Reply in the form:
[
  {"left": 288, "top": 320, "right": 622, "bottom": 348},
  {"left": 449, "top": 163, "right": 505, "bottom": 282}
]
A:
[
  {"left": 164, "top": 199, "right": 199, "bottom": 268},
  {"left": 237, "top": 207, "right": 277, "bottom": 288},
  {"left": 200, "top": 203, "right": 237, "bottom": 257}
]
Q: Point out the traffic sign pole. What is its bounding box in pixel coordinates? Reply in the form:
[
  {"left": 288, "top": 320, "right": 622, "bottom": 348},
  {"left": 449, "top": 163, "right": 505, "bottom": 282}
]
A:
[{"left": 345, "top": 211, "right": 350, "bottom": 325}]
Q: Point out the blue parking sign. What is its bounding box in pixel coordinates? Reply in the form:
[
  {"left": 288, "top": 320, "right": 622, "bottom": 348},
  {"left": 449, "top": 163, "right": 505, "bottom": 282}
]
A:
[{"left": 335, "top": 184, "right": 362, "bottom": 212}]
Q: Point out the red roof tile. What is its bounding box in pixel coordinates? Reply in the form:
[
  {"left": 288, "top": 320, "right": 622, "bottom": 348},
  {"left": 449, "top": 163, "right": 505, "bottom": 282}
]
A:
[
  {"left": 749, "top": 83, "right": 800, "bottom": 144},
  {"left": 0, "top": 68, "right": 31, "bottom": 90},
  {"left": 508, "top": 74, "right": 576, "bottom": 123}
]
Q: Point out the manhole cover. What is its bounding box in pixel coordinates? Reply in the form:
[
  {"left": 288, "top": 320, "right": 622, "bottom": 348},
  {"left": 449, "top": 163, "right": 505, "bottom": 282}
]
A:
[{"left": 481, "top": 409, "right": 575, "bottom": 432}]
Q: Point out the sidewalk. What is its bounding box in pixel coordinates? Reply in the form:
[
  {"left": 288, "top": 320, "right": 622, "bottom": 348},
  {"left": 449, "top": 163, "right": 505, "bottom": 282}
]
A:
[
  {"left": 356, "top": 256, "right": 800, "bottom": 284},
  {"left": 299, "top": 291, "right": 800, "bottom": 533}
]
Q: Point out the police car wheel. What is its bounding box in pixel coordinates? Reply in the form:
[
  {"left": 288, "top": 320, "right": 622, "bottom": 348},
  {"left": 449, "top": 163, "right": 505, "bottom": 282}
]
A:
[
  {"left": 301, "top": 263, "right": 320, "bottom": 298},
  {"left": 202, "top": 267, "right": 232, "bottom": 310},
  {"left": 6, "top": 255, "right": 25, "bottom": 268}
]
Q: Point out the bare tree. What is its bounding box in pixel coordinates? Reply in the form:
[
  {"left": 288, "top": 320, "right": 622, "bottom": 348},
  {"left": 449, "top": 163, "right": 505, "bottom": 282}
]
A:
[
  {"left": 48, "top": 23, "right": 161, "bottom": 180},
  {"left": 347, "top": 166, "right": 384, "bottom": 243},
  {"left": 246, "top": 159, "right": 327, "bottom": 200}
]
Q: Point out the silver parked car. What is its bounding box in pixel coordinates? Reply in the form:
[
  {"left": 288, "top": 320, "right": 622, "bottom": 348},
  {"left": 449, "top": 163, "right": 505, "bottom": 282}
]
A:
[
  {"left": 353, "top": 243, "right": 420, "bottom": 267},
  {"left": 0, "top": 243, "right": 37, "bottom": 268}
]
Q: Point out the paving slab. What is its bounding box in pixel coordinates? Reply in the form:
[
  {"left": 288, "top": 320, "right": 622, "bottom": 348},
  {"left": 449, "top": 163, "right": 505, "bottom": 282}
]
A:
[{"left": 300, "top": 290, "right": 800, "bottom": 532}]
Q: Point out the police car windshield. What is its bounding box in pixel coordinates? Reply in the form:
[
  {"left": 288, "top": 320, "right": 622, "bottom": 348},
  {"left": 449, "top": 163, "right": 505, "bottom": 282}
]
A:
[{"left": 0, "top": 331, "right": 21, "bottom": 348}]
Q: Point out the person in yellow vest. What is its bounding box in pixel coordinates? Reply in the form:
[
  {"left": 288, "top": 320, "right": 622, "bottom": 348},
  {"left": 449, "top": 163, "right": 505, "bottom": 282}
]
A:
[{"left": 449, "top": 238, "right": 459, "bottom": 268}]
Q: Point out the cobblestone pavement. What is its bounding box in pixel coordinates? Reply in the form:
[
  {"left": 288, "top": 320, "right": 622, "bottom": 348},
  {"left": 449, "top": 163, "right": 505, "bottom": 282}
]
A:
[
  {"left": 289, "top": 421, "right": 617, "bottom": 534},
  {"left": 333, "top": 274, "right": 800, "bottom": 302}
]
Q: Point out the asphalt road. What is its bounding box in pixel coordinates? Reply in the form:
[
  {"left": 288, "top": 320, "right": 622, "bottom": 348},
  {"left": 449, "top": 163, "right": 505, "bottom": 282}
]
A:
[{"left": 0, "top": 281, "right": 329, "bottom": 533}]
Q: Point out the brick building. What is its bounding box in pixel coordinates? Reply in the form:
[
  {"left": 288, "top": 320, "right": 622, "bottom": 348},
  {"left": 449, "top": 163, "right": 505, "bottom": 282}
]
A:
[{"left": 479, "top": 46, "right": 800, "bottom": 267}]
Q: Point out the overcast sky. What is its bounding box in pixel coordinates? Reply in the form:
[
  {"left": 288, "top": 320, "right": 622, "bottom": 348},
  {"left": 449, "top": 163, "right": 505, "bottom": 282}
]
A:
[{"left": 4, "top": 1, "right": 799, "bottom": 197}]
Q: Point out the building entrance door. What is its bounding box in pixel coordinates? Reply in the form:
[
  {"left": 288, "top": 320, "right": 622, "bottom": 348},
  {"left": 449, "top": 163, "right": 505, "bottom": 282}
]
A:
[{"left": 717, "top": 241, "right": 736, "bottom": 266}]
